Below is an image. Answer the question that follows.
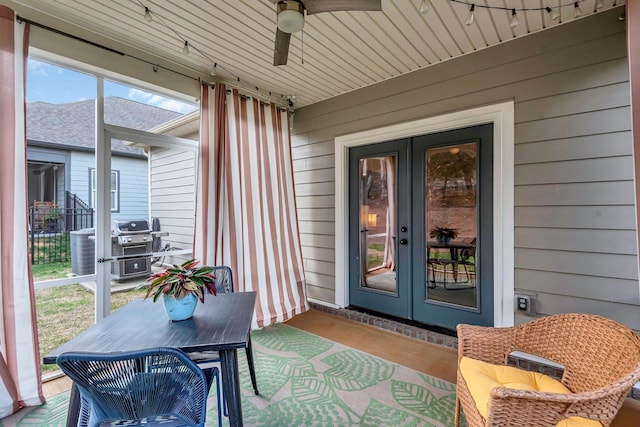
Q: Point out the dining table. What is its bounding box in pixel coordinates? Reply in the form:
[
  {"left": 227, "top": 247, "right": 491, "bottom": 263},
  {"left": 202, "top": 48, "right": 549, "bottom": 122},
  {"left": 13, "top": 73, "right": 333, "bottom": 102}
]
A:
[{"left": 43, "top": 291, "right": 257, "bottom": 427}]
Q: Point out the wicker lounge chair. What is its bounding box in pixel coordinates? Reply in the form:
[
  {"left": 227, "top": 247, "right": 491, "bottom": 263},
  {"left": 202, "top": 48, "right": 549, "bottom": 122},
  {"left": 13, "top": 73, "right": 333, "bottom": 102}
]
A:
[{"left": 455, "top": 313, "right": 640, "bottom": 427}]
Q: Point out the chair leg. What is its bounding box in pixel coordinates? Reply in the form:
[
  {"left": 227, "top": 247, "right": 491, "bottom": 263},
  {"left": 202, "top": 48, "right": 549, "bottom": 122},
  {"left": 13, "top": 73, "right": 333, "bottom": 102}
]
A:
[
  {"left": 203, "top": 367, "right": 224, "bottom": 427},
  {"left": 213, "top": 368, "right": 223, "bottom": 427},
  {"left": 454, "top": 396, "right": 461, "bottom": 427},
  {"left": 245, "top": 335, "right": 259, "bottom": 395}
]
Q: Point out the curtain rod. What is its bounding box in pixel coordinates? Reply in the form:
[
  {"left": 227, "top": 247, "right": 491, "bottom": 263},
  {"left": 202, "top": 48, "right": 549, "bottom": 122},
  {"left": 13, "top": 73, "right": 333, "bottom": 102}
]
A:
[
  {"left": 17, "top": 15, "right": 291, "bottom": 110},
  {"left": 214, "top": 84, "right": 289, "bottom": 110},
  {"left": 17, "top": 15, "right": 200, "bottom": 82}
]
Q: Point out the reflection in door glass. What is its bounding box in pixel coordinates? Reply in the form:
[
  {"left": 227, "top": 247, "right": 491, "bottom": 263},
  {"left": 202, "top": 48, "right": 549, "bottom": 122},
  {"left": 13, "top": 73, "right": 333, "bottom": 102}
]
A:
[
  {"left": 359, "top": 156, "right": 396, "bottom": 294},
  {"left": 425, "top": 143, "right": 478, "bottom": 308}
]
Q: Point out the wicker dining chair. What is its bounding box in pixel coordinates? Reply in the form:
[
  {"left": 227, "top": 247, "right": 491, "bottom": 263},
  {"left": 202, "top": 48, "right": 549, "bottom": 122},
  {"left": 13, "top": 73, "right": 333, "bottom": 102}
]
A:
[
  {"left": 455, "top": 313, "right": 640, "bottom": 427},
  {"left": 56, "top": 347, "right": 210, "bottom": 427}
]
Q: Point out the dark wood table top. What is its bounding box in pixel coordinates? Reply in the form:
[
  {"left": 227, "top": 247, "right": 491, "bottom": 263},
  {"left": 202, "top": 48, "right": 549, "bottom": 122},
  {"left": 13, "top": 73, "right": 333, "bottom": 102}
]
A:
[{"left": 43, "top": 292, "right": 257, "bottom": 364}]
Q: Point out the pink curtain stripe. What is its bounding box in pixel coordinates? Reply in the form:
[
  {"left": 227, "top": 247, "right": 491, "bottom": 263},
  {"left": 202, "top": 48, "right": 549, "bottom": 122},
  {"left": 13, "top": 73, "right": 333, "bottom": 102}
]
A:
[
  {"left": 195, "top": 85, "right": 308, "bottom": 328},
  {"left": 0, "top": 6, "right": 44, "bottom": 417}
]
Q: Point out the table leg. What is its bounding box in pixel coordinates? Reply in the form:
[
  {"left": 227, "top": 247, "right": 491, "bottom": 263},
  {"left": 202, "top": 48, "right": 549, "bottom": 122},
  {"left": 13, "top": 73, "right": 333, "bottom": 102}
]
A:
[
  {"left": 220, "top": 349, "right": 243, "bottom": 427},
  {"left": 245, "top": 334, "right": 259, "bottom": 395},
  {"left": 66, "top": 382, "right": 81, "bottom": 427}
]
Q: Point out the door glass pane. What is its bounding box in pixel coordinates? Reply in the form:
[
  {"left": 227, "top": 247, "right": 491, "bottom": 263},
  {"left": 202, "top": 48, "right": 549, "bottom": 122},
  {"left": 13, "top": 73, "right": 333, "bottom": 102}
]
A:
[
  {"left": 359, "top": 156, "right": 396, "bottom": 293},
  {"left": 425, "top": 143, "right": 478, "bottom": 308}
]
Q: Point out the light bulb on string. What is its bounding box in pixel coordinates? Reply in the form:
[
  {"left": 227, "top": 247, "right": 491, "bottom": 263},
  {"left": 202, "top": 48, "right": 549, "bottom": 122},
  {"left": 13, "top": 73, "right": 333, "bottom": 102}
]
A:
[
  {"left": 595, "top": 0, "right": 604, "bottom": 10},
  {"left": 573, "top": 2, "right": 582, "bottom": 18},
  {"left": 420, "top": 0, "right": 430, "bottom": 14},
  {"left": 465, "top": 4, "right": 475, "bottom": 26},
  {"left": 144, "top": 7, "right": 152, "bottom": 22},
  {"left": 182, "top": 40, "right": 190, "bottom": 55},
  {"left": 509, "top": 9, "right": 518, "bottom": 28},
  {"left": 545, "top": 6, "right": 560, "bottom": 21}
]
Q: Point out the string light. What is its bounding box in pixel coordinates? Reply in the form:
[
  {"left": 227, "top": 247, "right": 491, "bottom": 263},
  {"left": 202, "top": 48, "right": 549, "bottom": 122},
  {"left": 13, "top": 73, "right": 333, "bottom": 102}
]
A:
[
  {"left": 573, "top": 2, "right": 582, "bottom": 18},
  {"left": 420, "top": 0, "right": 431, "bottom": 14},
  {"left": 449, "top": 0, "right": 592, "bottom": 28},
  {"left": 595, "top": 0, "right": 604, "bottom": 10},
  {"left": 465, "top": 4, "right": 475, "bottom": 26},
  {"left": 136, "top": 0, "right": 291, "bottom": 108},
  {"left": 509, "top": 9, "right": 518, "bottom": 28},
  {"left": 545, "top": 6, "right": 560, "bottom": 20},
  {"left": 143, "top": 7, "right": 152, "bottom": 23}
]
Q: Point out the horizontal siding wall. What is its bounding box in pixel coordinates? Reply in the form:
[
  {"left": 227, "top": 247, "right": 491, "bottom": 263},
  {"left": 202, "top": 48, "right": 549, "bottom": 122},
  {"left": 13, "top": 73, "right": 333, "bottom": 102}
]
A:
[
  {"left": 291, "top": 9, "right": 640, "bottom": 329},
  {"left": 149, "top": 142, "right": 197, "bottom": 264},
  {"left": 113, "top": 156, "right": 149, "bottom": 221},
  {"left": 69, "top": 151, "right": 149, "bottom": 221}
]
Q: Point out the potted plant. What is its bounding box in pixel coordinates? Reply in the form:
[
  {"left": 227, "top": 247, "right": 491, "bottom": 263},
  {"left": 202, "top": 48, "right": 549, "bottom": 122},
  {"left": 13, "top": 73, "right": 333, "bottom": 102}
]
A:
[
  {"left": 44, "top": 207, "right": 62, "bottom": 232},
  {"left": 141, "top": 259, "right": 217, "bottom": 321},
  {"left": 429, "top": 226, "right": 458, "bottom": 244}
]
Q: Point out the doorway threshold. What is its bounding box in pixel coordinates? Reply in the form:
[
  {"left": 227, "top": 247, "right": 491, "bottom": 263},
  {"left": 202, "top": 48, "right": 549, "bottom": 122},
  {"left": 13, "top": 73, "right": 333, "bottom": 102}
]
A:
[{"left": 308, "top": 302, "right": 458, "bottom": 350}]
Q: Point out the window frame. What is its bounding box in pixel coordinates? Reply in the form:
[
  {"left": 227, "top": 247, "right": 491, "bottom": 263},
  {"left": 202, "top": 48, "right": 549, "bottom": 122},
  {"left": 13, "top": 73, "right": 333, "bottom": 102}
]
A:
[{"left": 90, "top": 168, "right": 120, "bottom": 212}]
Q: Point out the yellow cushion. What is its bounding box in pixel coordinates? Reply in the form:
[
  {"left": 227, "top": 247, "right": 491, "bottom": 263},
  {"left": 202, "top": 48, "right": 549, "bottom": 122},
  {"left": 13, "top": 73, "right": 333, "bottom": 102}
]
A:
[{"left": 459, "top": 357, "right": 601, "bottom": 427}]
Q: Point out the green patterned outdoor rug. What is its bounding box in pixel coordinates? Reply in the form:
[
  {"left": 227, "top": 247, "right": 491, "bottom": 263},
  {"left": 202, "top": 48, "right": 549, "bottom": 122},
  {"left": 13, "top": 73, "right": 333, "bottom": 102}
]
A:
[{"left": 2, "top": 323, "right": 460, "bottom": 426}]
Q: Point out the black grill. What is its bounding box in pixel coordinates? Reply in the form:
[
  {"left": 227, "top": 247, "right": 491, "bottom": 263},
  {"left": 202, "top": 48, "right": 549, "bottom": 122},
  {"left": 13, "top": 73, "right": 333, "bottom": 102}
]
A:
[{"left": 111, "top": 220, "right": 152, "bottom": 282}]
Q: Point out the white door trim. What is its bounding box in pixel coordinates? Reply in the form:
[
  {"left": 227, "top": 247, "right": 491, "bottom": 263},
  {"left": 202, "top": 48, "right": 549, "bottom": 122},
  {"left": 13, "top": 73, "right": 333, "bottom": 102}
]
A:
[{"left": 334, "top": 101, "right": 515, "bottom": 327}]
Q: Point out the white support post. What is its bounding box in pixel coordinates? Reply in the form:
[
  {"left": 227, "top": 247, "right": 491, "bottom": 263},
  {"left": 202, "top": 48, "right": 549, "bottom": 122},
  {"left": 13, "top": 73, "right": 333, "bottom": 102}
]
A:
[{"left": 95, "top": 77, "right": 111, "bottom": 321}]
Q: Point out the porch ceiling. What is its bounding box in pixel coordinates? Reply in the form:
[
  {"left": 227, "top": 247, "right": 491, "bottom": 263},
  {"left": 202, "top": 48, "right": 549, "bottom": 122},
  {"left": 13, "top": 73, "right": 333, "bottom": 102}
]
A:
[{"left": 4, "top": 0, "right": 626, "bottom": 107}]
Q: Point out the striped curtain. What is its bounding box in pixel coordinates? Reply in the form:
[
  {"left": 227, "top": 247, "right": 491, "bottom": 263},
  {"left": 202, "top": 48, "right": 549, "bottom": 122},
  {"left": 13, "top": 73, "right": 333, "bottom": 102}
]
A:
[
  {"left": 0, "top": 6, "right": 45, "bottom": 417},
  {"left": 629, "top": 2, "right": 640, "bottom": 270},
  {"left": 195, "top": 83, "right": 308, "bottom": 328}
]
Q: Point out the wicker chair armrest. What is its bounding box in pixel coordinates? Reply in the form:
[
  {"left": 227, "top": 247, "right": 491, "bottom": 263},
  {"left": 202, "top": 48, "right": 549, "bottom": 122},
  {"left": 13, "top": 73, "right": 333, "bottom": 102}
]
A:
[
  {"left": 457, "top": 324, "right": 515, "bottom": 364},
  {"left": 489, "top": 378, "right": 635, "bottom": 424}
]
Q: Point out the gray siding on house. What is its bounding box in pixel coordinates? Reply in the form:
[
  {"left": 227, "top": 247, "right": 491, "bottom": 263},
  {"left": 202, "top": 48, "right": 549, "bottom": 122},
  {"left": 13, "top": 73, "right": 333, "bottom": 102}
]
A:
[
  {"left": 70, "top": 151, "right": 149, "bottom": 221},
  {"left": 149, "top": 141, "right": 197, "bottom": 264},
  {"left": 291, "top": 10, "right": 640, "bottom": 329}
]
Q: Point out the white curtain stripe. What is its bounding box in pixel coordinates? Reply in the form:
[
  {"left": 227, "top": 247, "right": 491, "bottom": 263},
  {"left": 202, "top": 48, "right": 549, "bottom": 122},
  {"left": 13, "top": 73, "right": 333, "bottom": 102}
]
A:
[
  {"left": 0, "top": 6, "right": 44, "bottom": 416},
  {"left": 195, "top": 84, "right": 308, "bottom": 328}
]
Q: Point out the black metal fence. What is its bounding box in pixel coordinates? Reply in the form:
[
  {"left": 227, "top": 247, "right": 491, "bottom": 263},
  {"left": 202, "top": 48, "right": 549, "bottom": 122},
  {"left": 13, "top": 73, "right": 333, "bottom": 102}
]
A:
[{"left": 29, "top": 194, "right": 94, "bottom": 265}]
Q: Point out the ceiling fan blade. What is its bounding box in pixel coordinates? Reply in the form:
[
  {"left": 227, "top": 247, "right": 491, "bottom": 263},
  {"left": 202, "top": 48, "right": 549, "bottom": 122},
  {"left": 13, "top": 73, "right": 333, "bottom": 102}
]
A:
[
  {"left": 273, "top": 28, "right": 291, "bottom": 66},
  {"left": 302, "top": 0, "right": 381, "bottom": 15}
]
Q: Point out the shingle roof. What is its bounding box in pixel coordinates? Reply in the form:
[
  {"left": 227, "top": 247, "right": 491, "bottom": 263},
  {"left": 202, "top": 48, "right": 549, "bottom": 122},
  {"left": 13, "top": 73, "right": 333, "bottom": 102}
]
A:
[{"left": 26, "top": 97, "right": 183, "bottom": 155}]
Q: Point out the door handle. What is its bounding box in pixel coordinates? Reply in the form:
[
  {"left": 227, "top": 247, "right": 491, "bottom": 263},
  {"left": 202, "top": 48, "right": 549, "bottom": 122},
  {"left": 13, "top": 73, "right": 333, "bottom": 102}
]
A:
[{"left": 399, "top": 238, "right": 408, "bottom": 245}]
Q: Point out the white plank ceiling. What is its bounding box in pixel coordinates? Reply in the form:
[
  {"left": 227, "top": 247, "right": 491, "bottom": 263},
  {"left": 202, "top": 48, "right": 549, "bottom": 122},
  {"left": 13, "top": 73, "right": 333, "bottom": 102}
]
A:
[{"left": 4, "top": 0, "right": 627, "bottom": 107}]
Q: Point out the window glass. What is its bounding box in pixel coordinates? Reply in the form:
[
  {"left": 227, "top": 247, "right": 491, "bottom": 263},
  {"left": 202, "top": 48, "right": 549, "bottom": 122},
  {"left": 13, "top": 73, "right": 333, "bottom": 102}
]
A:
[{"left": 90, "top": 169, "right": 119, "bottom": 211}]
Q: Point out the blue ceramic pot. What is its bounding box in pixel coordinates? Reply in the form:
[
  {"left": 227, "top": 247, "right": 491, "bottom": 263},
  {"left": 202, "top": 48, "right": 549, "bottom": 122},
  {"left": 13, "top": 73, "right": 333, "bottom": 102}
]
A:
[{"left": 162, "top": 293, "right": 198, "bottom": 321}]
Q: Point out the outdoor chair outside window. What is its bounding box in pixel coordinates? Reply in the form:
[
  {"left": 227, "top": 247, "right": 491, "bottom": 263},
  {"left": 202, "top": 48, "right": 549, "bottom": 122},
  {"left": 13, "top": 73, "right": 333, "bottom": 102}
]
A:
[
  {"left": 455, "top": 313, "right": 640, "bottom": 427},
  {"left": 56, "top": 347, "right": 211, "bottom": 427}
]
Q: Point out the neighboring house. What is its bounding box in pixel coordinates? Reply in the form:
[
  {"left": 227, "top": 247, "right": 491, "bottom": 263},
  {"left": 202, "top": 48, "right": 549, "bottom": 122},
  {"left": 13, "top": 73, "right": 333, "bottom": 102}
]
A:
[
  {"left": 26, "top": 97, "right": 182, "bottom": 226},
  {"left": 146, "top": 112, "right": 199, "bottom": 261}
]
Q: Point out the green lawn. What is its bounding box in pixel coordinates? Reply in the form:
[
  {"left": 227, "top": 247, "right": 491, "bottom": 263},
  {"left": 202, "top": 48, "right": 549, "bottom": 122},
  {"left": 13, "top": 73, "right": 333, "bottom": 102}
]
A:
[
  {"left": 31, "top": 260, "right": 151, "bottom": 374},
  {"left": 36, "top": 284, "right": 147, "bottom": 374},
  {"left": 31, "top": 261, "right": 72, "bottom": 281}
]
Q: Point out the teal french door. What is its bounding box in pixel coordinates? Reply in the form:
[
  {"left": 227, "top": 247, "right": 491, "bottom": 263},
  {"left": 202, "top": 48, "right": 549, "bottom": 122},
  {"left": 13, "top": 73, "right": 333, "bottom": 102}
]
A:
[{"left": 348, "top": 124, "right": 494, "bottom": 329}]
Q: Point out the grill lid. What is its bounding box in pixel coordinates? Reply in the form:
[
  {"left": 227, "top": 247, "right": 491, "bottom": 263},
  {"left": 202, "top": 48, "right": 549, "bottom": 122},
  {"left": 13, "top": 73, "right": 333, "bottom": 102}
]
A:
[{"left": 111, "top": 220, "right": 151, "bottom": 235}]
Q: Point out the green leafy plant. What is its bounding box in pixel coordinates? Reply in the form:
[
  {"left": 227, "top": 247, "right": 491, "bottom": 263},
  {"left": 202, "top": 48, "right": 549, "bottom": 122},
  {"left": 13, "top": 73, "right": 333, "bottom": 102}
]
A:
[
  {"left": 429, "top": 227, "right": 458, "bottom": 240},
  {"left": 140, "top": 259, "right": 217, "bottom": 302},
  {"left": 44, "top": 207, "right": 62, "bottom": 221}
]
